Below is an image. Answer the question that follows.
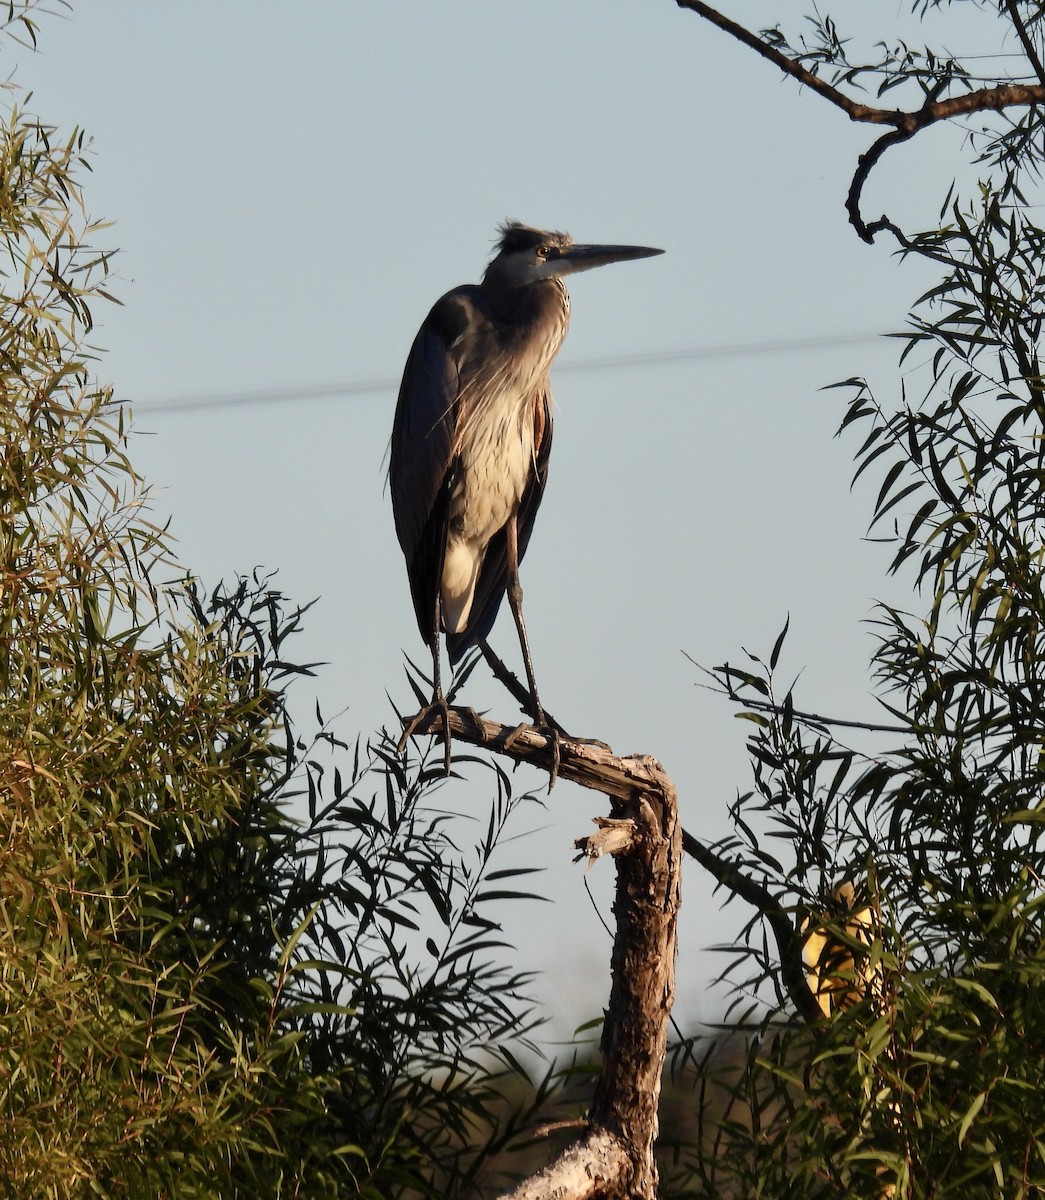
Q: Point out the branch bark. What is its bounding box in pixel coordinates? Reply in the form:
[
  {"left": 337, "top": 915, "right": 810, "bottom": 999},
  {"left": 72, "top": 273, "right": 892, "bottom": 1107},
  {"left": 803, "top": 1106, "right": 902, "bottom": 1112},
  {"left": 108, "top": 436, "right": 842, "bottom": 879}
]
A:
[{"left": 497, "top": 1130, "right": 631, "bottom": 1200}]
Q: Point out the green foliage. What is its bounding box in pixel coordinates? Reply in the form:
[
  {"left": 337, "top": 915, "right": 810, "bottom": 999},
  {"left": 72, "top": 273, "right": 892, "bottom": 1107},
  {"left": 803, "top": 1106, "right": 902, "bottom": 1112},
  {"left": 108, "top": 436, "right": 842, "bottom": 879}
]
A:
[
  {"left": 0, "top": 9, "right": 543, "bottom": 1196},
  {"left": 674, "top": 3, "right": 1045, "bottom": 1197}
]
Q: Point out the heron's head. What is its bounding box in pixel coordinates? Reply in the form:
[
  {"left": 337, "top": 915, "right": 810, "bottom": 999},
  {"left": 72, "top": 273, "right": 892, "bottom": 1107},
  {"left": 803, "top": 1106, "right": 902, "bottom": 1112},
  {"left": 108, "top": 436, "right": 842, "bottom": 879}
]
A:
[{"left": 485, "top": 221, "right": 663, "bottom": 290}]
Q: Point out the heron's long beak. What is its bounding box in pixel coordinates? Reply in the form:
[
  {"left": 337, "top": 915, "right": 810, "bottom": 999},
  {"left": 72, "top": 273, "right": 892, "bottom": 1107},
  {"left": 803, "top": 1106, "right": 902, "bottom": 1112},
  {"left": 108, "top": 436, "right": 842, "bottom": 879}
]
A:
[{"left": 544, "top": 242, "right": 664, "bottom": 278}]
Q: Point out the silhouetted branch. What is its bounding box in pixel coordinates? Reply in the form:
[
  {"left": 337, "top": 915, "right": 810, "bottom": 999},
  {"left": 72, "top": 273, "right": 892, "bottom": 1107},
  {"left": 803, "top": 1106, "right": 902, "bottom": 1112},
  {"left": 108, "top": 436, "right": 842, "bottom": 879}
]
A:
[
  {"left": 846, "top": 127, "right": 917, "bottom": 243},
  {"left": 479, "top": 641, "right": 570, "bottom": 736},
  {"left": 675, "top": 0, "right": 1045, "bottom": 240},
  {"left": 680, "top": 827, "right": 824, "bottom": 1027},
  {"left": 1005, "top": 0, "right": 1045, "bottom": 87}
]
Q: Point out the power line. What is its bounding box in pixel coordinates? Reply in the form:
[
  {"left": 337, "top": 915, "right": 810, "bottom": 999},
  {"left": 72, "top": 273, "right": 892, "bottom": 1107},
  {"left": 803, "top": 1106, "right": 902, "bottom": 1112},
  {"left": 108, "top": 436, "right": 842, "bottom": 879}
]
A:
[{"left": 133, "top": 331, "right": 885, "bottom": 416}]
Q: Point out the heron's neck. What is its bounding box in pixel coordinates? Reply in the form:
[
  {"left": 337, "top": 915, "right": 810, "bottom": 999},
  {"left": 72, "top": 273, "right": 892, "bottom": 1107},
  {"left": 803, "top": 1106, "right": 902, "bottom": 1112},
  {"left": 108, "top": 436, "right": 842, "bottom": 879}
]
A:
[
  {"left": 482, "top": 275, "right": 569, "bottom": 331},
  {"left": 514, "top": 280, "right": 570, "bottom": 379}
]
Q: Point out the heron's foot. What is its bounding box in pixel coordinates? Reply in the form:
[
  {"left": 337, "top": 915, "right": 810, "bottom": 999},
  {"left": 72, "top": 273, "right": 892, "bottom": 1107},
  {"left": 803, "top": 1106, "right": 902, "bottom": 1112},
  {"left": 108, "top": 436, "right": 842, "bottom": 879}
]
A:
[
  {"left": 398, "top": 698, "right": 453, "bottom": 776},
  {"left": 544, "top": 723, "right": 562, "bottom": 789},
  {"left": 528, "top": 706, "right": 607, "bottom": 752},
  {"left": 504, "top": 718, "right": 563, "bottom": 790}
]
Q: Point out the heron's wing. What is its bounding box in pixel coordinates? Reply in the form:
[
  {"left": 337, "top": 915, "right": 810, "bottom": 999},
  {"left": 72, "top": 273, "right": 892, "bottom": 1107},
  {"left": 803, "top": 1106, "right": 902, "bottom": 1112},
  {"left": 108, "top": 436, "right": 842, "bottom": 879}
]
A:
[
  {"left": 515, "top": 387, "right": 553, "bottom": 563},
  {"left": 445, "top": 387, "right": 553, "bottom": 663},
  {"left": 390, "top": 291, "right": 474, "bottom": 644}
]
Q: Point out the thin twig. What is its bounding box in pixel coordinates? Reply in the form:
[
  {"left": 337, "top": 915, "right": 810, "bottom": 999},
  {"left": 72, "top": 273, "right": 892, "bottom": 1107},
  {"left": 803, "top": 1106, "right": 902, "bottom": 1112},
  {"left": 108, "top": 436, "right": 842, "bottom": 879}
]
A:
[
  {"left": 727, "top": 692, "right": 909, "bottom": 736},
  {"left": 686, "top": 655, "right": 911, "bottom": 734},
  {"left": 1005, "top": 0, "right": 1045, "bottom": 87}
]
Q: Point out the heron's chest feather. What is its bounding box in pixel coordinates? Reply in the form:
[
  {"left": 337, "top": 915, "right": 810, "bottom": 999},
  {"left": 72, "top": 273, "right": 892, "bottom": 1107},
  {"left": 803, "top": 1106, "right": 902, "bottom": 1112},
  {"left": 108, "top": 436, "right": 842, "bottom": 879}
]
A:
[
  {"left": 445, "top": 287, "right": 564, "bottom": 545},
  {"left": 449, "top": 396, "right": 536, "bottom": 543}
]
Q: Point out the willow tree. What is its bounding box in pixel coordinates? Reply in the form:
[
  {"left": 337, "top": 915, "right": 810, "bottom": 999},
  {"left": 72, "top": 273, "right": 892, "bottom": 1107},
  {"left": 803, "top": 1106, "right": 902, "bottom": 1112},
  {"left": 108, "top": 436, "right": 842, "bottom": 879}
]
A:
[
  {"left": 0, "top": 8, "right": 543, "bottom": 1197},
  {"left": 656, "top": 3, "right": 1045, "bottom": 1197}
]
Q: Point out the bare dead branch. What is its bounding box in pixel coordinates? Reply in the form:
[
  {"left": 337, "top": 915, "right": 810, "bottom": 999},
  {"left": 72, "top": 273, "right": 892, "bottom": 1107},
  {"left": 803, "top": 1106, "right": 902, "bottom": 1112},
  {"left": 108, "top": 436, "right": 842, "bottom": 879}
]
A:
[
  {"left": 468, "top": 654, "right": 836, "bottom": 1025},
  {"left": 408, "top": 707, "right": 672, "bottom": 801},
  {"left": 496, "top": 1129, "right": 632, "bottom": 1200},
  {"left": 576, "top": 816, "right": 640, "bottom": 863},
  {"left": 406, "top": 707, "right": 679, "bottom": 1198},
  {"left": 590, "top": 790, "right": 681, "bottom": 1198}
]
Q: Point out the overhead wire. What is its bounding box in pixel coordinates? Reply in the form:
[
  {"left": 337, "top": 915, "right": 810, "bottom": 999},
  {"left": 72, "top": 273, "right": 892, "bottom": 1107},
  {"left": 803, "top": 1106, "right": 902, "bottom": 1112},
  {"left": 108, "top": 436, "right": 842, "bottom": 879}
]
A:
[{"left": 132, "top": 331, "right": 886, "bottom": 416}]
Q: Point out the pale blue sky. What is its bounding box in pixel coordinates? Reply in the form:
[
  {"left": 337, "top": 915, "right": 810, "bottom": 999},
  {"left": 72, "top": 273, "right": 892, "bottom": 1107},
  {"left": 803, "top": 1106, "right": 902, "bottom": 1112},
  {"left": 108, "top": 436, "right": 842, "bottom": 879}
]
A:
[{"left": 13, "top": 2, "right": 997, "bottom": 1038}]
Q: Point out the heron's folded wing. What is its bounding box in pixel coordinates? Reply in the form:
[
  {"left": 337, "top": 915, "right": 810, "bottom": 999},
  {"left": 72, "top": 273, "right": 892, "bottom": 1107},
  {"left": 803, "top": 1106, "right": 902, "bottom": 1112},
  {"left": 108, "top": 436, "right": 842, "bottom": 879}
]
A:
[{"left": 389, "top": 291, "right": 477, "bottom": 641}]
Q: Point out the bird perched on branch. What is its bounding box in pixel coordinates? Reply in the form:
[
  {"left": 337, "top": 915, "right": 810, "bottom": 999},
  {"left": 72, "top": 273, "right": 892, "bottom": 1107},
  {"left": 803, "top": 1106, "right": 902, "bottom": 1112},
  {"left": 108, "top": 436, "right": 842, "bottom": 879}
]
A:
[{"left": 390, "top": 221, "right": 663, "bottom": 764}]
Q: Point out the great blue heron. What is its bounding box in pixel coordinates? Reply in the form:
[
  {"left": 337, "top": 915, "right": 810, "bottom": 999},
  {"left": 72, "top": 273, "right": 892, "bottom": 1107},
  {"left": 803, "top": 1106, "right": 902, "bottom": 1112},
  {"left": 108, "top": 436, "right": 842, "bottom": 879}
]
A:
[{"left": 390, "top": 220, "right": 663, "bottom": 763}]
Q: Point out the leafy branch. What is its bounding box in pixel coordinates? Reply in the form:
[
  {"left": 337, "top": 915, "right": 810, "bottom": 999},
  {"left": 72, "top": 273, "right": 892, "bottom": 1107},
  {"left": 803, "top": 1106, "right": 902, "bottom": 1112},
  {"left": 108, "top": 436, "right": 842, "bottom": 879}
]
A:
[{"left": 675, "top": 0, "right": 1045, "bottom": 241}]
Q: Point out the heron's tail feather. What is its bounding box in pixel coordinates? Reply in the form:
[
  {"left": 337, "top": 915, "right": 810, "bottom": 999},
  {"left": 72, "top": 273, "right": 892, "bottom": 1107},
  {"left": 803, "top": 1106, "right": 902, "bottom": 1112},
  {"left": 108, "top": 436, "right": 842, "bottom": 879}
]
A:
[{"left": 441, "top": 539, "right": 482, "bottom": 636}]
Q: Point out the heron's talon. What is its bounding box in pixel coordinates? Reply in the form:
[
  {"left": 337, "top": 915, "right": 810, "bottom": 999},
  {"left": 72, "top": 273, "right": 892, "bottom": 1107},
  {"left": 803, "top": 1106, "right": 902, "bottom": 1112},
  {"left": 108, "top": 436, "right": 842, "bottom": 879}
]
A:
[
  {"left": 535, "top": 722, "right": 562, "bottom": 790},
  {"left": 399, "top": 700, "right": 453, "bottom": 776},
  {"left": 503, "top": 719, "right": 563, "bottom": 791}
]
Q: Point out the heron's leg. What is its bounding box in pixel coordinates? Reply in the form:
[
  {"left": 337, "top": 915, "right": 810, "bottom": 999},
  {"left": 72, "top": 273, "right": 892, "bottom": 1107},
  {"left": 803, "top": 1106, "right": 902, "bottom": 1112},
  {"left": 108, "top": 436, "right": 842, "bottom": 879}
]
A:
[
  {"left": 430, "top": 619, "right": 444, "bottom": 704},
  {"left": 397, "top": 597, "right": 453, "bottom": 775},
  {"left": 504, "top": 516, "right": 544, "bottom": 725},
  {"left": 480, "top": 639, "right": 609, "bottom": 751},
  {"left": 503, "top": 517, "right": 560, "bottom": 784},
  {"left": 428, "top": 625, "right": 453, "bottom": 775}
]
